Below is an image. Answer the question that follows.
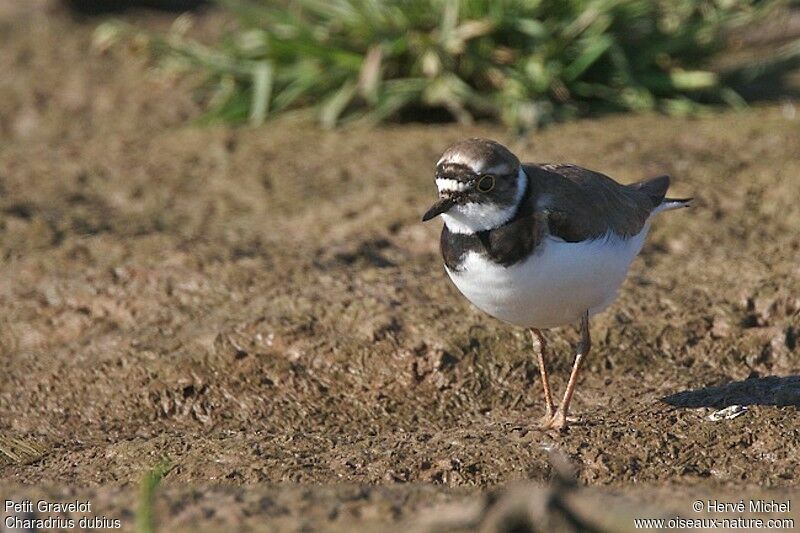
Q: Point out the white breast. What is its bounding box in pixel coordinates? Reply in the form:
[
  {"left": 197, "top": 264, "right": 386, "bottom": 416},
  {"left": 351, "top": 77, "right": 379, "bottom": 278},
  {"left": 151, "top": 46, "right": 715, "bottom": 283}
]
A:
[{"left": 445, "top": 227, "right": 649, "bottom": 329}]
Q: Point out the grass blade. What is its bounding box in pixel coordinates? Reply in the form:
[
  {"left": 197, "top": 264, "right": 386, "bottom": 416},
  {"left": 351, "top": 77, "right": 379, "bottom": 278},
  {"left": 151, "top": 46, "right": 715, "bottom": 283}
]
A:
[
  {"left": 136, "top": 461, "right": 170, "bottom": 533},
  {"left": 249, "top": 60, "right": 274, "bottom": 125}
]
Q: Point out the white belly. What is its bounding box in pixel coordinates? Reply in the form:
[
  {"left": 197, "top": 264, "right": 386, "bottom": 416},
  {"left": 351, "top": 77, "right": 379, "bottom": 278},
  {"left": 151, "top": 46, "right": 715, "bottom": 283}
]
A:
[{"left": 445, "top": 228, "right": 649, "bottom": 329}]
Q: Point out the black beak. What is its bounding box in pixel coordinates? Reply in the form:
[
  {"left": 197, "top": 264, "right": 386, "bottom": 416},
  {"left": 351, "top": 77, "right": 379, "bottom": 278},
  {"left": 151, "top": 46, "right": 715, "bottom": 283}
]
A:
[{"left": 422, "top": 196, "right": 458, "bottom": 222}]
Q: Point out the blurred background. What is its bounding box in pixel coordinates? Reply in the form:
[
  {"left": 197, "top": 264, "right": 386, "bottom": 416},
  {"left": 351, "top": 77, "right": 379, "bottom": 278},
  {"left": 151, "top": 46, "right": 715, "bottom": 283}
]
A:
[{"left": 1, "top": 1, "right": 799, "bottom": 531}]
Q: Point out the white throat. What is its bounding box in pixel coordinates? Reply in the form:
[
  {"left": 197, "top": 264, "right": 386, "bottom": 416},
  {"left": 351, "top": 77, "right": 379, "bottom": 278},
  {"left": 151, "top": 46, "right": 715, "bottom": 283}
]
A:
[{"left": 441, "top": 168, "right": 527, "bottom": 234}]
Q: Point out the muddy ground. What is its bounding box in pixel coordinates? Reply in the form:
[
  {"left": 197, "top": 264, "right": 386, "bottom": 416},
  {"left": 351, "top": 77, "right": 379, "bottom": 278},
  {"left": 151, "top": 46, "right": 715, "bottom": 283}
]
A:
[{"left": 1, "top": 3, "right": 799, "bottom": 531}]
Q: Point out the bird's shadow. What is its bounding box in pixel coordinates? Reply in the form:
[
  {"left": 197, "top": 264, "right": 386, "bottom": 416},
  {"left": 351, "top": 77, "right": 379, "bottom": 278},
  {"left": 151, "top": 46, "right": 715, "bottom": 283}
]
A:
[{"left": 662, "top": 375, "right": 800, "bottom": 408}]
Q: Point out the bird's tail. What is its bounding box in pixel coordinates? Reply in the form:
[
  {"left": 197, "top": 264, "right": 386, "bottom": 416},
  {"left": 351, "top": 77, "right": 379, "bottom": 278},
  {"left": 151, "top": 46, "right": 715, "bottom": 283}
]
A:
[
  {"left": 629, "top": 175, "right": 692, "bottom": 214},
  {"left": 653, "top": 197, "right": 692, "bottom": 214}
]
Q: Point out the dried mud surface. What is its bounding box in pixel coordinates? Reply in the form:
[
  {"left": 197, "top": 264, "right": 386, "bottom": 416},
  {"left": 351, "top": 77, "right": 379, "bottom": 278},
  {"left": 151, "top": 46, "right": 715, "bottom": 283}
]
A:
[{"left": 1, "top": 4, "right": 799, "bottom": 532}]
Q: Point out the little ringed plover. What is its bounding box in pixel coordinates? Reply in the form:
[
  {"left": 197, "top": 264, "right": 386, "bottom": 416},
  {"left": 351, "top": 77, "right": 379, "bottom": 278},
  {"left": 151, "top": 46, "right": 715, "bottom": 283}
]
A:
[{"left": 422, "top": 138, "right": 691, "bottom": 430}]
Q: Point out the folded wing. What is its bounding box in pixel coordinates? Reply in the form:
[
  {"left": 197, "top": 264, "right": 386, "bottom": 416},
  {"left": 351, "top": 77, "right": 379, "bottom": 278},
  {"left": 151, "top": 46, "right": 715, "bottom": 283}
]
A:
[{"left": 525, "top": 163, "right": 671, "bottom": 242}]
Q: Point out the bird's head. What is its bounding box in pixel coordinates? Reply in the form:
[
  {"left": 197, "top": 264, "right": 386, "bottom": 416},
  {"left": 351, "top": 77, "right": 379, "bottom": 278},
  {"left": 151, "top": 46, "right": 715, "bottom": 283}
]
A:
[{"left": 422, "top": 138, "right": 526, "bottom": 233}]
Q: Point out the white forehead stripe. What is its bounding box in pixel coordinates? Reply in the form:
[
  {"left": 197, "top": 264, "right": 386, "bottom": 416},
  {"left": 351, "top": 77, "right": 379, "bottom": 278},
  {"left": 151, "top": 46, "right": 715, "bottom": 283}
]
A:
[
  {"left": 437, "top": 151, "right": 479, "bottom": 172},
  {"left": 436, "top": 178, "right": 469, "bottom": 193},
  {"left": 437, "top": 154, "right": 512, "bottom": 177}
]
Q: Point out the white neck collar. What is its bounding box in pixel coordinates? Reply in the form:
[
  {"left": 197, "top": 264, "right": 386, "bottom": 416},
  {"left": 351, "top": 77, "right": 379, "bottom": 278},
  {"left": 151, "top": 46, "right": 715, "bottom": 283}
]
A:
[{"left": 441, "top": 167, "right": 527, "bottom": 234}]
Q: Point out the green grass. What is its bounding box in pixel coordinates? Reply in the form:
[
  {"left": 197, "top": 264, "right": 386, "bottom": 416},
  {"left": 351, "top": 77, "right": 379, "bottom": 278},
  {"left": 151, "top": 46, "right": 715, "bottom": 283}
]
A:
[
  {"left": 136, "top": 461, "right": 170, "bottom": 533},
  {"left": 111, "top": 0, "right": 797, "bottom": 129}
]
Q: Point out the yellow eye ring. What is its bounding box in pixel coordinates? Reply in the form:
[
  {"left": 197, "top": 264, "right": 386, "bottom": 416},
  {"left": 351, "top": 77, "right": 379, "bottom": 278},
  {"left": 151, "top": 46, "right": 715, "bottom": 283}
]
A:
[{"left": 477, "top": 174, "right": 495, "bottom": 192}]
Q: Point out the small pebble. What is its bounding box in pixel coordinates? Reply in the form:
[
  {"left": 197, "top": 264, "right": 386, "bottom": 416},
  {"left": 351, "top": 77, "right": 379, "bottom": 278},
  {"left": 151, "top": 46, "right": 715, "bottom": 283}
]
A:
[{"left": 710, "top": 316, "right": 731, "bottom": 339}]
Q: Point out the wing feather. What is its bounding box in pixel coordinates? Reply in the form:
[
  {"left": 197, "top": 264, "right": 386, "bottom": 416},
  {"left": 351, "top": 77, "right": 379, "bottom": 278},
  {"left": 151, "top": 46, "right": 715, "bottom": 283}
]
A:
[{"left": 525, "top": 163, "right": 666, "bottom": 242}]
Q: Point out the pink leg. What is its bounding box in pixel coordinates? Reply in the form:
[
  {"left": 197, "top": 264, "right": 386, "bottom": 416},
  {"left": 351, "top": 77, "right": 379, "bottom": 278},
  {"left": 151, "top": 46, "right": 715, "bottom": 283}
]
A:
[
  {"left": 529, "top": 328, "right": 556, "bottom": 424},
  {"left": 546, "top": 311, "right": 591, "bottom": 430}
]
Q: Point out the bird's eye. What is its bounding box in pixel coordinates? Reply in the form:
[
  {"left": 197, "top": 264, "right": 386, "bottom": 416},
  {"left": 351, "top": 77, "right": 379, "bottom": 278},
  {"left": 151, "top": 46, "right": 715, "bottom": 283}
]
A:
[{"left": 477, "top": 174, "right": 495, "bottom": 192}]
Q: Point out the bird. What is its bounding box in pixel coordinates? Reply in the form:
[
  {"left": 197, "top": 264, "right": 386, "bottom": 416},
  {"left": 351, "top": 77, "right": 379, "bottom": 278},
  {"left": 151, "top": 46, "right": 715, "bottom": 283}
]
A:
[{"left": 422, "top": 138, "right": 691, "bottom": 429}]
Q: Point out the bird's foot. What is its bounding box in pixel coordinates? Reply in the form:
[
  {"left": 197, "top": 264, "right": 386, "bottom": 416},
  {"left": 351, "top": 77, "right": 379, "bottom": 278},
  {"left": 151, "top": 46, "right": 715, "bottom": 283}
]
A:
[
  {"left": 541, "top": 411, "right": 578, "bottom": 430},
  {"left": 538, "top": 404, "right": 557, "bottom": 427},
  {"left": 544, "top": 411, "right": 567, "bottom": 430}
]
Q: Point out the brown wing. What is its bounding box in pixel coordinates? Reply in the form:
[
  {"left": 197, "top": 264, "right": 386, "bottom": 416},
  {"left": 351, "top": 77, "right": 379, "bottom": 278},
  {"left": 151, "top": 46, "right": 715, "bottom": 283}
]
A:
[{"left": 524, "top": 163, "right": 669, "bottom": 242}]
